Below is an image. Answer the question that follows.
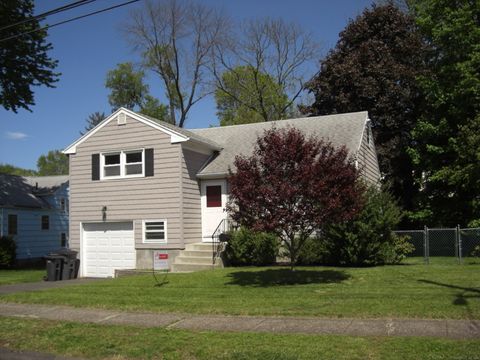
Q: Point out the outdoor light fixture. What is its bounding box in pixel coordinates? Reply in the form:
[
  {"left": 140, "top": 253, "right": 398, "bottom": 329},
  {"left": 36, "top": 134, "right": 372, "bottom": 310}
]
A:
[{"left": 102, "top": 206, "right": 107, "bottom": 221}]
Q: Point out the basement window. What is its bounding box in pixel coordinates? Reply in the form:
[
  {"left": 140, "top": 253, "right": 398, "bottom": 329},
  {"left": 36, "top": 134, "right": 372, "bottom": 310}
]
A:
[{"left": 143, "top": 220, "right": 167, "bottom": 243}]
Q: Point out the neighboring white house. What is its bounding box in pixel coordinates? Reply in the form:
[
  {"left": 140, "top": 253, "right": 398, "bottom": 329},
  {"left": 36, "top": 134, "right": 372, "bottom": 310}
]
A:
[
  {"left": 0, "top": 174, "right": 69, "bottom": 263},
  {"left": 63, "top": 108, "right": 380, "bottom": 277}
]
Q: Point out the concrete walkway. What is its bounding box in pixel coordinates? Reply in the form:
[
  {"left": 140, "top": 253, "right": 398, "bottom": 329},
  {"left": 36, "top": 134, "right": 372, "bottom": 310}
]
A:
[{"left": 0, "top": 302, "right": 479, "bottom": 339}]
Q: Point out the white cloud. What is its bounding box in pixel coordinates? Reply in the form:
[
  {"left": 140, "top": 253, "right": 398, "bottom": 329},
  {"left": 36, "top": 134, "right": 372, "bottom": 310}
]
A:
[{"left": 6, "top": 131, "right": 28, "bottom": 140}]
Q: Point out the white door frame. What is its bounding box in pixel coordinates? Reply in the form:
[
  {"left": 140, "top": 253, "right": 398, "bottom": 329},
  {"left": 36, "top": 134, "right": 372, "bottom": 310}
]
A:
[{"left": 200, "top": 179, "right": 227, "bottom": 242}]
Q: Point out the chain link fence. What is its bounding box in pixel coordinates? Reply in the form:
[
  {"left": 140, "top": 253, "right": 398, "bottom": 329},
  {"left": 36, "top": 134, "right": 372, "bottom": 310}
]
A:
[{"left": 394, "top": 227, "right": 480, "bottom": 264}]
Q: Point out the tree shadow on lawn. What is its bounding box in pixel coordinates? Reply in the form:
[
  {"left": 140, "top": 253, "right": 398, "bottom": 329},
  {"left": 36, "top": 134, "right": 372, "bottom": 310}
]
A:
[{"left": 225, "top": 268, "right": 350, "bottom": 287}]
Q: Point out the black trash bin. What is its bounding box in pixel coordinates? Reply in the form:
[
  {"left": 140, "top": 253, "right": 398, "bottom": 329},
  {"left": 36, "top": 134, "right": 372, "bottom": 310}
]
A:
[
  {"left": 44, "top": 255, "right": 64, "bottom": 281},
  {"left": 44, "top": 248, "right": 79, "bottom": 281},
  {"left": 54, "top": 248, "right": 78, "bottom": 280}
]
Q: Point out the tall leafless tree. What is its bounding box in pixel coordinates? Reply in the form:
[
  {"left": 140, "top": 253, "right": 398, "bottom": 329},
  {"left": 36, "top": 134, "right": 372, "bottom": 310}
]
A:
[
  {"left": 212, "top": 18, "right": 320, "bottom": 122},
  {"left": 125, "top": 0, "right": 227, "bottom": 127}
]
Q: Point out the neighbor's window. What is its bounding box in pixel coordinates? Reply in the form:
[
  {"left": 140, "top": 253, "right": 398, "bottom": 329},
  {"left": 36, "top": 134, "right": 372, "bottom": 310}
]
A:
[
  {"left": 206, "top": 186, "right": 222, "bottom": 207},
  {"left": 61, "top": 233, "right": 67, "bottom": 247},
  {"left": 41, "top": 215, "right": 49, "bottom": 230},
  {"left": 102, "top": 150, "right": 144, "bottom": 179},
  {"left": 60, "top": 197, "right": 68, "bottom": 213},
  {"left": 8, "top": 214, "right": 17, "bottom": 235},
  {"left": 143, "top": 220, "right": 167, "bottom": 243}
]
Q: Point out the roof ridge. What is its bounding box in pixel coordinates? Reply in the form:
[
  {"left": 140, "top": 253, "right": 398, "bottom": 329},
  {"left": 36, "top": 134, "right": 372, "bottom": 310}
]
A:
[
  {"left": 132, "top": 111, "right": 223, "bottom": 150},
  {"left": 190, "top": 111, "right": 368, "bottom": 131},
  {"left": 24, "top": 175, "right": 69, "bottom": 179}
]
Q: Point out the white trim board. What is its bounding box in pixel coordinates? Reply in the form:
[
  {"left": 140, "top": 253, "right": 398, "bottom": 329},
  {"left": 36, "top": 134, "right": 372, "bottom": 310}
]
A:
[{"left": 63, "top": 108, "right": 190, "bottom": 155}]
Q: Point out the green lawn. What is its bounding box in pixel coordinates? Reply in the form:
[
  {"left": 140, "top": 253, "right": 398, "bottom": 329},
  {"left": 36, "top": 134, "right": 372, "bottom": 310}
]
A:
[
  {"left": 1, "top": 262, "right": 479, "bottom": 319},
  {"left": 0, "top": 269, "right": 45, "bottom": 286},
  {"left": 0, "top": 316, "right": 479, "bottom": 360}
]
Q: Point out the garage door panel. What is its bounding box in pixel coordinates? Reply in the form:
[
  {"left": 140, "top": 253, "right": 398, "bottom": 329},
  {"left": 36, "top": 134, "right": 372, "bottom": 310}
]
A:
[{"left": 83, "top": 222, "right": 135, "bottom": 278}]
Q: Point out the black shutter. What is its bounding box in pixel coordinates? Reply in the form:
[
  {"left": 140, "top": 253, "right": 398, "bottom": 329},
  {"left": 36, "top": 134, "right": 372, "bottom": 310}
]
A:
[
  {"left": 91, "top": 153, "right": 100, "bottom": 181},
  {"left": 145, "top": 148, "right": 154, "bottom": 177}
]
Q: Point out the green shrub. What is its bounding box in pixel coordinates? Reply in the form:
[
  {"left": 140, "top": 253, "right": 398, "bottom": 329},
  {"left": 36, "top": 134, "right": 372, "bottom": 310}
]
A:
[
  {"left": 296, "top": 236, "right": 329, "bottom": 265},
  {"left": 0, "top": 236, "right": 16, "bottom": 268},
  {"left": 321, "top": 187, "right": 408, "bottom": 266},
  {"left": 224, "top": 227, "right": 279, "bottom": 266},
  {"left": 471, "top": 245, "right": 480, "bottom": 257},
  {"left": 378, "top": 234, "right": 415, "bottom": 264}
]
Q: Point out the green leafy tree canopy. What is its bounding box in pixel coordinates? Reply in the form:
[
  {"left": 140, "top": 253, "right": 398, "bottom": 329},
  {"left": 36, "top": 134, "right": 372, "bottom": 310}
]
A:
[
  {"left": 215, "top": 66, "right": 291, "bottom": 126},
  {"left": 37, "top": 150, "right": 68, "bottom": 176},
  {"left": 408, "top": 0, "right": 480, "bottom": 226},
  {"left": 81, "top": 111, "right": 105, "bottom": 135},
  {"left": 0, "top": 0, "right": 59, "bottom": 112},
  {"left": 104, "top": 62, "right": 169, "bottom": 123},
  {"left": 0, "top": 164, "right": 36, "bottom": 176},
  {"left": 105, "top": 62, "right": 148, "bottom": 111},
  {"left": 302, "top": 3, "right": 427, "bottom": 218}
]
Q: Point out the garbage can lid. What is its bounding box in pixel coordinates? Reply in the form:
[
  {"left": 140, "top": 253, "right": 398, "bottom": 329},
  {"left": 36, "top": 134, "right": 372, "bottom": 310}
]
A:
[
  {"left": 44, "top": 254, "right": 66, "bottom": 260},
  {"left": 48, "top": 248, "right": 78, "bottom": 258}
]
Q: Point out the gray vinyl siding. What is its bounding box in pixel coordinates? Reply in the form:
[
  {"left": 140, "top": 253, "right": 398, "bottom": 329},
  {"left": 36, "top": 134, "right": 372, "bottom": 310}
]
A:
[
  {"left": 181, "top": 148, "right": 211, "bottom": 244},
  {"left": 69, "top": 116, "right": 183, "bottom": 252},
  {"left": 0, "top": 185, "right": 69, "bottom": 259},
  {"left": 357, "top": 124, "right": 381, "bottom": 186}
]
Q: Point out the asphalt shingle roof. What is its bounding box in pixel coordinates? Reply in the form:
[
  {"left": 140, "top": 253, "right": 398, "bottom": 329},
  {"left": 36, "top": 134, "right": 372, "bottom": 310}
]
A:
[
  {"left": 0, "top": 174, "right": 68, "bottom": 209},
  {"left": 190, "top": 111, "right": 368, "bottom": 178},
  {"left": 141, "top": 114, "right": 222, "bottom": 150}
]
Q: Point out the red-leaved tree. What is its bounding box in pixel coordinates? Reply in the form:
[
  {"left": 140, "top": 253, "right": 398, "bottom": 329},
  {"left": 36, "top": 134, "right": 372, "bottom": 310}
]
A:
[{"left": 227, "top": 127, "right": 364, "bottom": 268}]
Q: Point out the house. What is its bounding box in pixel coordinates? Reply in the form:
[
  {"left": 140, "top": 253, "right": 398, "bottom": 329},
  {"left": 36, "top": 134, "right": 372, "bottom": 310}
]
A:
[
  {"left": 63, "top": 108, "right": 380, "bottom": 277},
  {"left": 0, "top": 174, "right": 69, "bottom": 264}
]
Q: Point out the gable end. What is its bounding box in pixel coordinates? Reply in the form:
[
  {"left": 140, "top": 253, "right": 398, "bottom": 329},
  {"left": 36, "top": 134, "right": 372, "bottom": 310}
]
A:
[{"left": 63, "top": 108, "right": 189, "bottom": 155}]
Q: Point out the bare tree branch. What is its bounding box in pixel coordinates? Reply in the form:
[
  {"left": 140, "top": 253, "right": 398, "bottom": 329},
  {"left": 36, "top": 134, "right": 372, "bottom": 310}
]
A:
[
  {"left": 212, "top": 17, "right": 320, "bottom": 122},
  {"left": 124, "top": 0, "right": 227, "bottom": 127}
]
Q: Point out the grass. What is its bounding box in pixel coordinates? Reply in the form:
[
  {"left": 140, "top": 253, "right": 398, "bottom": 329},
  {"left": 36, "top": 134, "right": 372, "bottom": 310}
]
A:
[
  {"left": 0, "top": 269, "right": 45, "bottom": 285},
  {"left": 1, "top": 261, "right": 479, "bottom": 319},
  {"left": 1, "top": 316, "right": 479, "bottom": 360}
]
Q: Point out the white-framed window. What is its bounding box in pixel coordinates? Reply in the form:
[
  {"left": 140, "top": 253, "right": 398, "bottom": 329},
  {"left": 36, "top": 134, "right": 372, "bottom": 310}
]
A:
[
  {"left": 143, "top": 220, "right": 167, "bottom": 243},
  {"left": 101, "top": 149, "right": 144, "bottom": 179}
]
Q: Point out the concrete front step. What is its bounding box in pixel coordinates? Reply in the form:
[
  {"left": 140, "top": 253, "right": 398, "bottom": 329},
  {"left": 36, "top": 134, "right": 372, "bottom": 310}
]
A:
[
  {"left": 171, "top": 242, "right": 223, "bottom": 272},
  {"left": 171, "top": 263, "right": 221, "bottom": 272},
  {"left": 185, "top": 243, "right": 216, "bottom": 251},
  {"left": 181, "top": 250, "right": 214, "bottom": 258},
  {"left": 175, "top": 256, "right": 214, "bottom": 265}
]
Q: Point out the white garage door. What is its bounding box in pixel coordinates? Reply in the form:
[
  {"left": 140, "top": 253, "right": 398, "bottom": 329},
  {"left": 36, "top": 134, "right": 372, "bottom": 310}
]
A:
[{"left": 83, "top": 222, "right": 135, "bottom": 278}]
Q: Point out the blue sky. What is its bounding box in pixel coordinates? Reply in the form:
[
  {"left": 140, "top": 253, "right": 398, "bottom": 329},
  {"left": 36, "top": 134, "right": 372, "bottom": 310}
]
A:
[{"left": 0, "top": 0, "right": 373, "bottom": 170}]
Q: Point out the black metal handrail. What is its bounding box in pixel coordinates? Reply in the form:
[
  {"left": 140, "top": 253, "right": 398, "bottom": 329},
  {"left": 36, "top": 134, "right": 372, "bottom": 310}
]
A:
[{"left": 211, "top": 218, "right": 234, "bottom": 267}]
